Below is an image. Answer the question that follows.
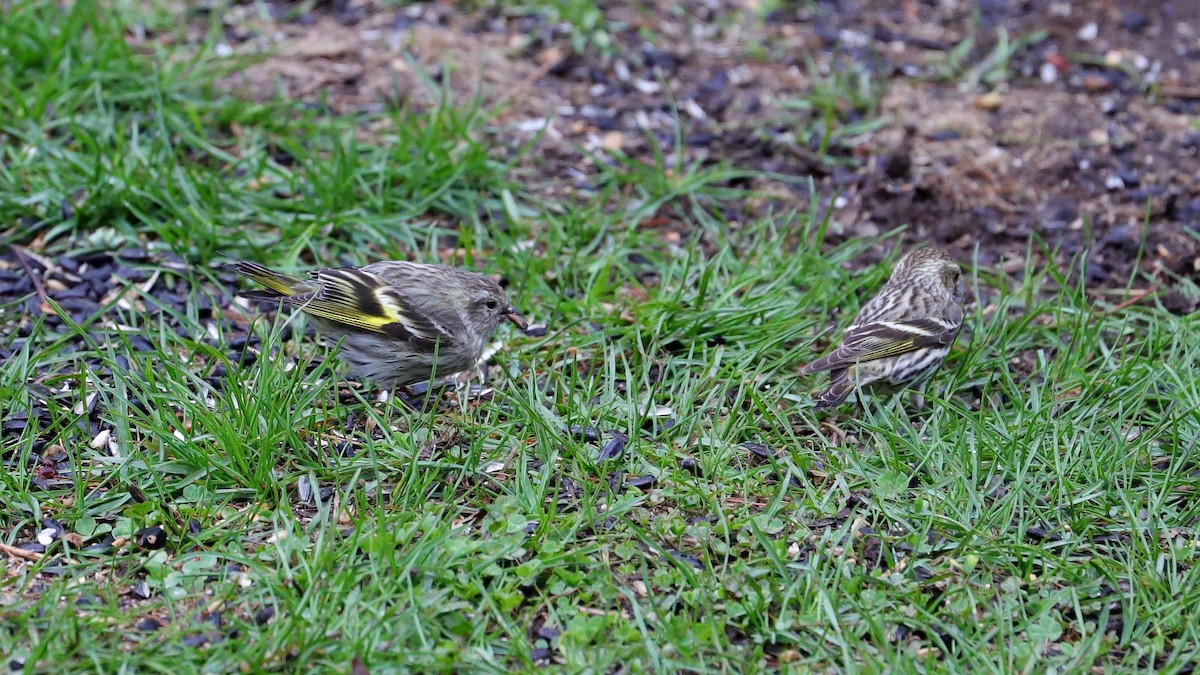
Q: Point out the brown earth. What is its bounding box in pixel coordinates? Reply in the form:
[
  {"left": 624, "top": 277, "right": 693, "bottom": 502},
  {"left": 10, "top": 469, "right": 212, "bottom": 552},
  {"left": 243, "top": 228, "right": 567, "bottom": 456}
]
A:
[{"left": 188, "top": 0, "right": 1199, "bottom": 310}]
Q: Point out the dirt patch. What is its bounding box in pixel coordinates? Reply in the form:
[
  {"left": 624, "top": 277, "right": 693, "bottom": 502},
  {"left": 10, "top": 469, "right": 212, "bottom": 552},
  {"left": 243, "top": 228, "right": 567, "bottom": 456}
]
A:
[
  {"left": 205, "top": 4, "right": 541, "bottom": 114},
  {"left": 193, "top": 0, "right": 1199, "bottom": 300}
]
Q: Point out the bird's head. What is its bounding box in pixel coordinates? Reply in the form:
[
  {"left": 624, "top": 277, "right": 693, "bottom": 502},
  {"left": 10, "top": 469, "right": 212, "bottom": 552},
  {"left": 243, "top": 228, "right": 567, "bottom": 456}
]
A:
[
  {"left": 892, "top": 246, "right": 961, "bottom": 292},
  {"left": 461, "top": 276, "right": 529, "bottom": 334}
]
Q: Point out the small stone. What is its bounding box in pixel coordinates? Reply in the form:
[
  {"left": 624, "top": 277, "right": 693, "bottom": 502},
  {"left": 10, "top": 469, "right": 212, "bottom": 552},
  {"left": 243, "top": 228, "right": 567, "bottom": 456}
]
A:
[
  {"left": 601, "top": 131, "right": 623, "bottom": 151},
  {"left": 1040, "top": 62, "right": 1058, "bottom": 83},
  {"left": 1105, "top": 175, "right": 1126, "bottom": 191},
  {"left": 974, "top": 91, "right": 1002, "bottom": 111},
  {"left": 1078, "top": 22, "right": 1098, "bottom": 41}
]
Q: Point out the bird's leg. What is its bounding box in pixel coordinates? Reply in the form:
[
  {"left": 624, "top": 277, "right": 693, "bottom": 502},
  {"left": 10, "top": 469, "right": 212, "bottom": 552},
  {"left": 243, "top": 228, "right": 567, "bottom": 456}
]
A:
[
  {"left": 912, "top": 380, "right": 929, "bottom": 410},
  {"left": 393, "top": 383, "right": 447, "bottom": 412}
]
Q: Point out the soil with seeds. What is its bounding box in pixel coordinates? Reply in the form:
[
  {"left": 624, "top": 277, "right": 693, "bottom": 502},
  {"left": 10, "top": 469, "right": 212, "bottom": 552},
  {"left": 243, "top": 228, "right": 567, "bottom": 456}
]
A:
[{"left": 191, "top": 0, "right": 1199, "bottom": 306}]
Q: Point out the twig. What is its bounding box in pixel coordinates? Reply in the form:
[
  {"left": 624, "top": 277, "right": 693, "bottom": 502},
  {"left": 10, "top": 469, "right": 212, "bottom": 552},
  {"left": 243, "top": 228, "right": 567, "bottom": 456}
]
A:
[
  {"left": 10, "top": 245, "right": 50, "bottom": 308},
  {"left": 1107, "top": 285, "right": 1159, "bottom": 313},
  {"left": 1159, "top": 86, "right": 1200, "bottom": 100},
  {"left": 0, "top": 541, "right": 44, "bottom": 562}
]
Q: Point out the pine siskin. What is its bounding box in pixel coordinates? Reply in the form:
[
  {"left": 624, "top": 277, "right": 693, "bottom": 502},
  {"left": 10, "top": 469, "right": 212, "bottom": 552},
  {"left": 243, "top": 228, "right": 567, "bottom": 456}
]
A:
[
  {"left": 800, "top": 246, "right": 964, "bottom": 408},
  {"left": 234, "top": 259, "right": 528, "bottom": 388}
]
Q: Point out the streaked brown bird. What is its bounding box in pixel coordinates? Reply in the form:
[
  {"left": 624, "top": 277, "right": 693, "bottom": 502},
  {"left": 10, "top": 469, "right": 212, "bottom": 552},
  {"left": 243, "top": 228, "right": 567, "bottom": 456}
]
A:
[
  {"left": 800, "top": 246, "right": 964, "bottom": 408},
  {"left": 234, "top": 259, "right": 528, "bottom": 388}
]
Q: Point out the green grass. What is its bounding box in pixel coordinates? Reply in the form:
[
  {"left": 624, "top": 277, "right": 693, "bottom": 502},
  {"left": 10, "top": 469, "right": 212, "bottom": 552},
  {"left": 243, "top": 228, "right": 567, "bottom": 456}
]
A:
[{"left": 3, "top": 1, "right": 1200, "bottom": 672}]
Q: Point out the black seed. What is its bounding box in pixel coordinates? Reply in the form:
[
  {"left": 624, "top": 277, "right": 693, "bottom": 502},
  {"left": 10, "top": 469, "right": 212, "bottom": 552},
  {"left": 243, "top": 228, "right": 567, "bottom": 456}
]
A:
[
  {"left": 77, "top": 251, "right": 113, "bottom": 266},
  {"left": 666, "top": 548, "right": 704, "bottom": 570},
  {"left": 254, "top": 606, "right": 275, "bottom": 625},
  {"left": 181, "top": 634, "right": 208, "bottom": 648},
  {"left": 597, "top": 432, "right": 628, "bottom": 461},
  {"left": 84, "top": 535, "right": 115, "bottom": 554},
  {"left": 134, "top": 525, "right": 167, "bottom": 550},
  {"left": 113, "top": 265, "right": 151, "bottom": 284},
  {"left": 58, "top": 297, "right": 100, "bottom": 316},
  {"left": 129, "top": 336, "right": 155, "bottom": 352},
  {"left": 740, "top": 442, "right": 777, "bottom": 459},
  {"left": 52, "top": 283, "right": 91, "bottom": 300},
  {"left": 136, "top": 618, "right": 163, "bottom": 632},
  {"left": 568, "top": 425, "right": 602, "bottom": 442},
  {"left": 0, "top": 280, "right": 32, "bottom": 297},
  {"left": 156, "top": 291, "right": 186, "bottom": 309},
  {"left": 928, "top": 129, "right": 962, "bottom": 141},
  {"left": 642, "top": 418, "right": 676, "bottom": 436},
  {"left": 625, "top": 475, "right": 657, "bottom": 491},
  {"left": 81, "top": 264, "right": 114, "bottom": 282},
  {"left": 41, "top": 518, "right": 65, "bottom": 538},
  {"left": 195, "top": 294, "right": 214, "bottom": 318}
]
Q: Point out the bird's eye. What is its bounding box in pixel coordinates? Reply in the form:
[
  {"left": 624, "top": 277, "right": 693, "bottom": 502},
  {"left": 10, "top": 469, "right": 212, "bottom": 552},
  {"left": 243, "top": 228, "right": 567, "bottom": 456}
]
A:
[{"left": 484, "top": 299, "right": 499, "bottom": 310}]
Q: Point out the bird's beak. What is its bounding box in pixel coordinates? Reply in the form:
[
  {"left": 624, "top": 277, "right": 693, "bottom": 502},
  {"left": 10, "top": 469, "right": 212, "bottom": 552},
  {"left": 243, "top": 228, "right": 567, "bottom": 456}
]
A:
[{"left": 504, "top": 306, "right": 529, "bottom": 331}]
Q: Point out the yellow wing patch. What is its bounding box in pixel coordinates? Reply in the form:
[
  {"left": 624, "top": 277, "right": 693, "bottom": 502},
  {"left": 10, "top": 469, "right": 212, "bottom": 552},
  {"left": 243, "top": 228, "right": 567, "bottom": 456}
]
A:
[{"left": 290, "top": 269, "right": 445, "bottom": 349}]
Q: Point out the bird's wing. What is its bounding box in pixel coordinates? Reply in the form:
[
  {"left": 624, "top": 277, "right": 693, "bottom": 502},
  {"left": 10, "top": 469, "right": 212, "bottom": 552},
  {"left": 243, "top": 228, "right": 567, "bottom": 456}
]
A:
[
  {"left": 287, "top": 268, "right": 446, "bottom": 349},
  {"left": 801, "top": 312, "right": 961, "bottom": 374}
]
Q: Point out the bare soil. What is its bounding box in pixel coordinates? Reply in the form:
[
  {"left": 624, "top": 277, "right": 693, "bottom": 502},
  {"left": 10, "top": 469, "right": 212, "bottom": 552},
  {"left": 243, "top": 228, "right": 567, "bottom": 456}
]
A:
[{"left": 195, "top": 0, "right": 1200, "bottom": 310}]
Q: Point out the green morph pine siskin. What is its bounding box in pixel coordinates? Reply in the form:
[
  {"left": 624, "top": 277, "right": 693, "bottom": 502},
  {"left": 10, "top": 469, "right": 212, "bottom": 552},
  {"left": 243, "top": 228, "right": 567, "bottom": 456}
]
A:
[
  {"left": 234, "top": 259, "right": 528, "bottom": 388},
  {"left": 800, "top": 246, "right": 964, "bottom": 408}
]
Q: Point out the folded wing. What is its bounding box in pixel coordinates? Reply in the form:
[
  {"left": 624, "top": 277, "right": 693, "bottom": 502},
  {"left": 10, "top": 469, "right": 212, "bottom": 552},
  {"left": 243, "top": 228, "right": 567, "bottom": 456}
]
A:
[
  {"left": 287, "top": 268, "right": 447, "bottom": 350},
  {"left": 801, "top": 309, "right": 962, "bottom": 374}
]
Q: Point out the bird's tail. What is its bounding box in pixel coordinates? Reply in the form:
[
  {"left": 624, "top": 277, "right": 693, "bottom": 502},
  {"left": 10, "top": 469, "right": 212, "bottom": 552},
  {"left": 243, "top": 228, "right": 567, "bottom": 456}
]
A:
[
  {"left": 814, "top": 369, "right": 854, "bottom": 409},
  {"left": 233, "top": 259, "right": 308, "bottom": 300}
]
